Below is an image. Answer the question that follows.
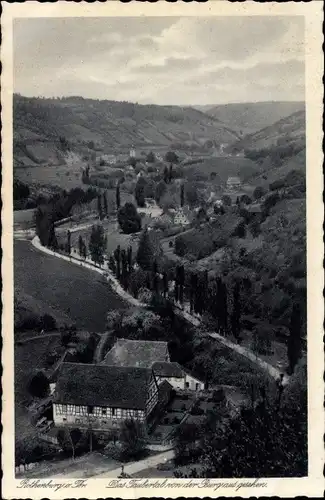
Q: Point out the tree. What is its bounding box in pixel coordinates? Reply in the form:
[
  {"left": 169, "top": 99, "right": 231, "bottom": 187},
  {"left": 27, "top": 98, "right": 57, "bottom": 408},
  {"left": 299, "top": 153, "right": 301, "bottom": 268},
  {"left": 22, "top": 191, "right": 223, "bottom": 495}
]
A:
[
  {"left": 221, "top": 195, "right": 232, "bottom": 206},
  {"left": 287, "top": 303, "right": 302, "bottom": 375},
  {"left": 127, "top": 245, "right": 133, "bottom": 273},
  {"left": 231, "top": 281, "right": 241, "bottom": 341},
  {"left": 116, "top": 184, "right": 121, "bottom": 210},
  {"left": 180, "top": 183, "right": 185, "bottom": 207},
  {"left": 201, "top": 371, "right": 307, "bottom": 478},
  {"left": 144, "top": 179, "right": 156, "bottom": 199},
  {"left": 40, "top": 314, "right": 57, "bottom": 331},
  {"left": 168, "top": 164, "right": 173, "bottom": 183},
  {"left": 118, "top": 203, "right": 141, "bottom": 234},
  {"left": 162, "top": 271, "right": 169, "bottom": 298},
  {"left": 174, "top": 422, "right": 200, "bottom": 465},
  {"left": 97, "top": 195, "right": 103, "bottom": 220},
  {"left": 114, "top": 245, "right": 121, "bottom": 280},
  {"left": 178, "top": 265, "right": 185, "bottom": 304},
  {"left": 155, "top": 180, "right": 167, "bottom": 203},
  {"left": 165, "top": 151, "right": 179, "bottom": 164},
  {"left": 28, "top": 371, "right": 49, "bottom": 398},
  {"left": 88, "top": 225, "right": 106, "bottom": 266},
  {"left": 119, "top": 419, "right": 146, "bottom": 460},
  {"left": 78, "top": 235, "right": 84, "bottom": 256},
  {"left": 146, "top": 151, "right": 155, "bottom": 163},
  {"left": 253, "top": 186, "right": 266, "bottom": 200},
  {"left": 136, "top": 228, "right": 156, "bottom": 271},
  {"left": 129, "top": 157, "right": 137, "bottom": 168},
  {"left": 66, "top": 230, "right": 71, "bottom": 255},
  {"left": 196, "top": 207, "right": 208, "bottom": 224},
  {"left": 189, "top": 273, "right": 197, "bottom": 313},
  {"left": 163, "top": 165, "right": 169, "bottom": 184},
  {"left": 120, "top": 249, "right": 129, "bottom": 290},
  {"left": 57, "top": 428, "right": 82, "bottom": 460},
  {"left": 240, "top": 194, "right": 252, "bottom": 205},
  {"left": 135, "top": 177, "right": 147, "bottom": 207},
  {"left": 48, "top": 223, "right": 58, "bottom": 250},
  {"left": 185, "top": 182, "right": 199, "bottom": 208},
  {"left": 103, "top": 192, "right": 108, "bottom": 216}
]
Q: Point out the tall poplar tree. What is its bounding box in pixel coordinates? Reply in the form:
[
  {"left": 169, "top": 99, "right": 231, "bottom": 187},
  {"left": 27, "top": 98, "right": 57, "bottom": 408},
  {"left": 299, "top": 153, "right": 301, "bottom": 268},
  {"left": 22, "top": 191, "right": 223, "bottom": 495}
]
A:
[{"left": 287, "top": 303, "right": 302, "bottom": 374}]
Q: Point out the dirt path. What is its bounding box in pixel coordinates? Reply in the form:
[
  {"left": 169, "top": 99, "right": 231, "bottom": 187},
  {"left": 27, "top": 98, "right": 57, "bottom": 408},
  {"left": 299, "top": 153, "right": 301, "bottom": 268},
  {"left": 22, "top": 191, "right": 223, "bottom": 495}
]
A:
[
  {"left": 30, "top": 236, "right": 288, "bottom": 384},
  {"left": 15, "top": 331, "right": 61, "bottom": 344}
]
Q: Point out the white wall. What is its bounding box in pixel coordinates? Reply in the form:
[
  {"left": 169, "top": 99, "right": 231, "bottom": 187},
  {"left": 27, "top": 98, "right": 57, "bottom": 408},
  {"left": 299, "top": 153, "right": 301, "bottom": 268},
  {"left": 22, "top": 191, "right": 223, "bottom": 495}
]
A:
[
  {"left": 184, "top": 374, "right": 205, "bottom": 391},
  {"left": 156, "top": 375, "right": 185, "bottom": 390}
]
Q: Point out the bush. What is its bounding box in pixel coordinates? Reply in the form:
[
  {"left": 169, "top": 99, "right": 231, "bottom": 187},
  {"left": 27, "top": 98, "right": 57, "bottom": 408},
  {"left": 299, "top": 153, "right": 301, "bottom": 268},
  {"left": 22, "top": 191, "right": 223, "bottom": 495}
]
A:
[
  {"left": 40, "top": 314, "right": 57, "bottom": 331},
  {"left": 28, "top": 371, "right": 49, "bottom": 398},
  {"left": 118, "top": 203, "right": 141, "bottom": 234}
]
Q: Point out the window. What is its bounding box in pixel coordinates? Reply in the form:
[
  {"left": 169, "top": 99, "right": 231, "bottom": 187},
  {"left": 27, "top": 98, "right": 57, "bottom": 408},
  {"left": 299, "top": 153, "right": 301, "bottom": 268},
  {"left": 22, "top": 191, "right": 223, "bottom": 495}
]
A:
[
  {"left": 102, "top": 409, "right": 107, "bottom": 416},
  {"left": 88, "top": 405, "right": 94, "bottom": 414},
  {"left": 112, "top": 408, "right": 115, "bottom": 416},
  {"left": 63, "top": 417, "right": 67, "bottom": 422},
  {"left": 185, "top": 382, "right": 189, "bottom": 388},
  {"left": 195, "top": 383, "right": 199, "bottom": 390},
  {"left": 76, "top": 418, "right": 81, "bottom": 424}
]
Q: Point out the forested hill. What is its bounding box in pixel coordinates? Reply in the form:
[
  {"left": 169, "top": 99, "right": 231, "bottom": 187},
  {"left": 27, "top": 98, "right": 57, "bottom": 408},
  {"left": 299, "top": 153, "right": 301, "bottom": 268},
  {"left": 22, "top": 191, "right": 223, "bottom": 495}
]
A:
[
  {"left": 13, "top": 94, "right": 240, "bottom": 167},
  {"left": 196, "top": 101, "right": 305, "bottom": 135},
  {"left": 227, "top": 109, "right": 305, "bottom": 153}
]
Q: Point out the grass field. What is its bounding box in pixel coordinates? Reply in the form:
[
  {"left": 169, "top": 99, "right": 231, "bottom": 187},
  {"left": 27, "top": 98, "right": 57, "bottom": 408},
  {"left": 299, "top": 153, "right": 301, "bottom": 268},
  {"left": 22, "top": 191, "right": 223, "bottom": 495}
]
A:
[
  {"left": 14, "top": 209, "right": 35, "bottom": 230},
  {"left": 14, "top": 240, "right": 128, "bottom": 332},
  {"left": 183, "top": 156, "right": 261, "bottom": 183},
  {"left": 57, "top": 218, "right": 140, "bottom": 256},
  {"left": 15, "top": 164, "right": 84, "bottom": 190}
]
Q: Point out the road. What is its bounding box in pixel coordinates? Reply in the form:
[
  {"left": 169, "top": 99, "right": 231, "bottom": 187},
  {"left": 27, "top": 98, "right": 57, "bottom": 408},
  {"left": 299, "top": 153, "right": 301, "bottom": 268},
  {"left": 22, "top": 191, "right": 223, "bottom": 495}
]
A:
[{"left": 93, "top": 450, "right": 175, "bottom": 478}]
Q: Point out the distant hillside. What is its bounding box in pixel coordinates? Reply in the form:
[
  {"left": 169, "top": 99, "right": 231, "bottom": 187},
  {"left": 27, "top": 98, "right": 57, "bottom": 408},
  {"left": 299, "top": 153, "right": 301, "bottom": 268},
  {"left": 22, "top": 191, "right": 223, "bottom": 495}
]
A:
[
  {"left": 13, "top": 95, "right": 240, "bottom": 168},
  {"left": 199, "top": 101, "right": 305, "bottom": 135},
  {"left": 227, "top": 109, "right": 305, "bottom": 153}
]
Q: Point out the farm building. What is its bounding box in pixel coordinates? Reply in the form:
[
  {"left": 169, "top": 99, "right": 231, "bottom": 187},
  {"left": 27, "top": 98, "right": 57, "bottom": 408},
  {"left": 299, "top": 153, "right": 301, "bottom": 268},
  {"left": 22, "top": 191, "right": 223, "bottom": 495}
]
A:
[
  {"left": 101, "top": 339, "right": 170, "bottom": 368},
  {"left": 226, "top": 176, "right": 241, "bottom": 190},
  {"left": 173, "top": 207, "right": 191, "bottom": 227},
  {"left": 53, "top": 363, "right": 159, "bottom": 431},
  {"left": 152, "top": 362, "right": 205, "bottom": 391}
]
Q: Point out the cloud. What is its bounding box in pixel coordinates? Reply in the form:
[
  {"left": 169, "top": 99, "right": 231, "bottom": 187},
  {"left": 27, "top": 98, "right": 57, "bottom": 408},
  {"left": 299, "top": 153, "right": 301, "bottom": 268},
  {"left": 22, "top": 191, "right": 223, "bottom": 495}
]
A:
[{"left": 13, "top": 16, "right": 305, "bottom": 105}]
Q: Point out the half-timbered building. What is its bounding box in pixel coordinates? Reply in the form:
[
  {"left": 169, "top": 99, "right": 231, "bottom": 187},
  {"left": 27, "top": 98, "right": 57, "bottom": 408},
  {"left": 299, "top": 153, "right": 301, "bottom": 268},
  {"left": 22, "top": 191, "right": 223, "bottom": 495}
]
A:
[{"left": 53, "top": 363, "right": 159, "bottom": 432}]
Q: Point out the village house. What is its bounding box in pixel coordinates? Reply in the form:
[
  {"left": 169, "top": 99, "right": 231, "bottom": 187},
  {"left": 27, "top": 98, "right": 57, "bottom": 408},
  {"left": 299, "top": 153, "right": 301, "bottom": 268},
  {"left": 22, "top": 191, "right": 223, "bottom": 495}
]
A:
[
  {"left": 152, "top": 362, "right": 205, "bottom": 391},
  {"left": 102, "top": 154, "right": 117, "bottom": 165},
  {"left": 53, "top": 363, "right": 159, "bottom": 432},
  {"left": 173, "top": 207, "right": 191, "bottom": 227},
  {"left": 226, "top": 176, "right": 241, "bottom": 191}
]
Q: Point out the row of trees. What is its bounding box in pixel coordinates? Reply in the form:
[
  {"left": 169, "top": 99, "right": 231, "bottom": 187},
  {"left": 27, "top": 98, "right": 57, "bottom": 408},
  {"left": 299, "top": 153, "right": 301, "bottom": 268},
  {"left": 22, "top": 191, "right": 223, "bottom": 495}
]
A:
[{"left": 107, "top": 224, "right": 303, "bottom": 373}]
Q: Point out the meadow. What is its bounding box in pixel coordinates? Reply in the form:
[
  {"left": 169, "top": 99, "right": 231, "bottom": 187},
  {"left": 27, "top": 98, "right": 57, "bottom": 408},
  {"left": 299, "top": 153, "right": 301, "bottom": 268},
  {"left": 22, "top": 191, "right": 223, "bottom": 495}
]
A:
[
  {"left": 14, "top": 164, "right": 84, "bottom": 190},
  {"left": 14, "top": 240, "right": 127, "bottom": 333}
]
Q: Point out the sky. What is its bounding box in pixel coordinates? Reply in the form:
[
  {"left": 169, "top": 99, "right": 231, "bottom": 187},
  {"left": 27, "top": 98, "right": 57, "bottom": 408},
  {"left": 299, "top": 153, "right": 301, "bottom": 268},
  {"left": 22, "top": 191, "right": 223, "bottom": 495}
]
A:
[{"left": 14, "top": 16, "right": 305, "bottom": 105}]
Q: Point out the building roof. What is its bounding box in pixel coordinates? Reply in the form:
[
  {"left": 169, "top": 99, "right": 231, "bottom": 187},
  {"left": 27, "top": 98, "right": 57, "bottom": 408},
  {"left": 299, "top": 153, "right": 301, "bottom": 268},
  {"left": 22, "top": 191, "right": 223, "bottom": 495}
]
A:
[
  {"left": 152, "top": 361, "right": 184, "bottom": 378},
  {"left": 227, "top": 176, "right": 241, "bottom": 184},
  {"left": 54, "top": 363, "right": 152, "bottom": 410},
  {"left": 101, "top": 339, "right": 169, "bottom": 369},
  {"left": 248, "top": 203, "right": 262, "bottom": 213}
]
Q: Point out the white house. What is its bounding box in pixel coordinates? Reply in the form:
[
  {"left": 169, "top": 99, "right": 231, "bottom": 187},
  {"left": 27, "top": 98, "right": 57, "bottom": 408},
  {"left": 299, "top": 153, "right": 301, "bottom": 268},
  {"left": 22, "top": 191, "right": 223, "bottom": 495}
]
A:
[
  {"left": 152, "top": 361, "right": 205, "bottom": 392},
  {"left": 53, "top": 363, "right": 159, "bottom": 431},
  {"left": 226, "top": 176, "right": 241, "bottom": 190},
  {"left": 173, "top": 208, "right": 190, "bottom": 227},
  {"left": 130, "top": 147, "right": 136, "bottom": 158}
]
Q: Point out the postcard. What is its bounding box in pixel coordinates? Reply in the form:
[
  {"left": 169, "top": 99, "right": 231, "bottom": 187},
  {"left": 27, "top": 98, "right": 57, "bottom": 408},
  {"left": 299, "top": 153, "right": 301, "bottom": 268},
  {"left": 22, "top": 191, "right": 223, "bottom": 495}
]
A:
[{"left": 1, "top": 1, "right": 324, "bottom": 498}]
